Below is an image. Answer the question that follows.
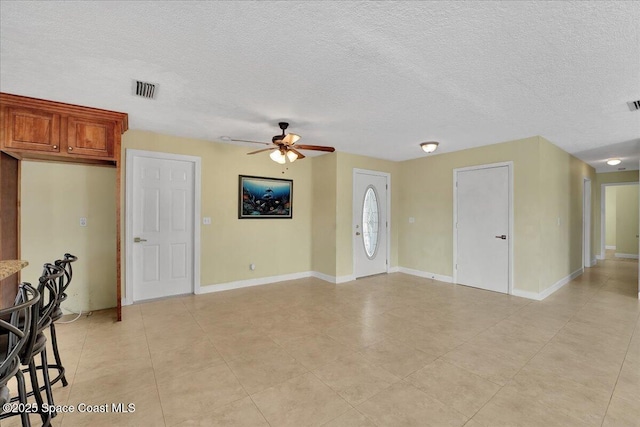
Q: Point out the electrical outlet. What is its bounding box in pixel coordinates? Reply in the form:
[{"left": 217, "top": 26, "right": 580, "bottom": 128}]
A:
[
  {"left": 250, "top": 263, "right": 256, "bottom": 271},
  {"left": 409, "top": 217, "right": 415, "bottom": 223},
  {"left": 80, "top": 217, "right": 87, "bottom": 227},
  {"left": 203, "top": 217, "right": 212, "bottom": 225}
]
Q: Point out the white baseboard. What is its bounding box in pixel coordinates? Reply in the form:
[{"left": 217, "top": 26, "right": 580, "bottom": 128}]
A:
[
  {"left": 510, "top": 289, "right": 541, "bottom": 300},
  {"left": 615, "top": 253, "right": 639, "bottom": 259},
  {"left": 596, "top": 254, "right": 605, "bottom": 260},
  {"left": 311, "top": 271, "right": 355, "bottom": 284},
  {"left": 591, "top": 257, "right": 597, "bottom": 267},
  {"left": 197, "top": 271, "right": 315, "bottom": 294},
  {"left": 605, "top": 245, "right": 616, "bottom": 250},
  {"left": 512, "top": 268, "right": 583, "bottom": 301},
  {"left": 397, "top": 267, "right": 453, "bottom": 283},
  {"left": 388, "top": 266, "right": 400, "bottom": 273}
]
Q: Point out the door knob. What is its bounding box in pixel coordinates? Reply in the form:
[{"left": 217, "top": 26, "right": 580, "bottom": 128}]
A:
[
  {"left": 134, "top": 237, "right": 147, "bottom": 243},
  {"left": 495, "top": 235, "right": 507, "bottom": 240},
  {"left": 355, "top": 232, "right": 361, "bottom": 236}
]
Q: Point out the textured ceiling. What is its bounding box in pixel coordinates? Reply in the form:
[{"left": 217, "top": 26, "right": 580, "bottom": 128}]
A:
[{"left": 1, "top": 1, "right": 638, "bottom": 171}]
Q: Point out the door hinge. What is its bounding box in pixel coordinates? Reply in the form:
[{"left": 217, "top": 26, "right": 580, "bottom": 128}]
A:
[
  {"left": 386, "top": 184, "right": 388, "bottom": 190},
  {"left": 455, "top": 263, "right": 457, "bottom": 270}
]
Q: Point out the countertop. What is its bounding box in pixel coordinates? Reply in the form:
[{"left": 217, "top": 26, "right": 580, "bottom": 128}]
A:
[{"left": 0, "top": 260, "right": 28, "bottom": 280}]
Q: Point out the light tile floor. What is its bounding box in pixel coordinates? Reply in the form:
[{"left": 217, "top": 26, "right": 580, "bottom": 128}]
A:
[{"left": 4, "top": 255, "right": 638, "bottom": 426}]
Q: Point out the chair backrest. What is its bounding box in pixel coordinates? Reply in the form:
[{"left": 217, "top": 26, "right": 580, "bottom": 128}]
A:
[
  {"left": 54, "top": 253, "right": 77, "bottom": 306},
  {"left": 36, "top": 263, "right": 62, "bottom": 330},
  {"left": 0, "top": 283, "right": 40, "bottom": 382}
]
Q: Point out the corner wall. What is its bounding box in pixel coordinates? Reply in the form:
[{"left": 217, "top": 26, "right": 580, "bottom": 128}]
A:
[{"left": 311, "top": 153, "right": 337, "bottom": 277}]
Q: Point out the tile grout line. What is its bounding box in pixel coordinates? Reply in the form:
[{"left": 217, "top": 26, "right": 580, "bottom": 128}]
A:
[
  {"left": 599, "top": 305, "right": 640, "bottom": 427},
  {"left": 455, "top": 267, "right": 613, "bottom": 425}
]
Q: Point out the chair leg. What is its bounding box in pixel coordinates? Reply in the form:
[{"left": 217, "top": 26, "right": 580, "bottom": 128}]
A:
[
  {"left": 49, "top": 322, "right": 68, "bottom": 387},
  {"left": 28, "top": 359, "right": 50, "bottom": 427},
  {"left": 40, "top": 350, "right": 57, "bottom": 418},
  {"left": 15, "top": 370, "right": 31, "bottom": 427}
]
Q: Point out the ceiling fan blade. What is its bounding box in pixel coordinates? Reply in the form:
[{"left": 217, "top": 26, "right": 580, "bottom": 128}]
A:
[
  {"left": 231, "top": 139, "right": 270, "bottom": 145},
  {"left": 247, "top": 147, "right": 276, "bottom": 155},
  {"left": 288, "top": 147, "right": 306, "bottom": 160},
  {"left": 294, "top": 144, "right": 335, "bottom": 152},
  {"left": 280, "top": 133, "right": 301, "bottom": 145}
]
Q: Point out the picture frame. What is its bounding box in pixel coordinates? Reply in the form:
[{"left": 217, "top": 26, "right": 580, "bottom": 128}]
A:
[{"left": 239, "top": 175, "right": 293, "bottom": 219}]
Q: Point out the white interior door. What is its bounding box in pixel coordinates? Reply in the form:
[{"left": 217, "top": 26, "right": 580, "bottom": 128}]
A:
[
  {"left": 455, "top": 165, "right": 510, "bottom": 293},
  {"left": 131, "top": 155, "right": 194, "bottom": 301},
  {"left": 354, "top": 170, "right": 388, "bottom": 278}
]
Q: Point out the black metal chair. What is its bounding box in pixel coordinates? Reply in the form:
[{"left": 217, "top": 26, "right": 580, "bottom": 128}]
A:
[
  {"left": 17, "top": 263, "right": 62, "bottom": 426},
  {"left": 0, "top": 283, "right": 40, "bottom": 427},
  {"left": 45, "top": 253, "right": 77, "bottom": 388}
]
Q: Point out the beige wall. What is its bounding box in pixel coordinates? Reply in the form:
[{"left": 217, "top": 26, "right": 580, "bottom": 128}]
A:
[
  {"left": 311, "top": 153, "right": 337, "bottom": 276},
  {"left": 20, "top": 161, "right": 117, "bottom": 313},
  {"left": 397, "top": 136, "right": 595, "bottom": 294},
  {"left": 122, "top": 130, "right": 313, "bottom": 295},
  {"left": 594, "top": 171, "right": 639, "bottom": 256},
  {"left": 399, "top": 137, "right": 542, "bottom": 292},
  {"left": 19, "top": 128, "right": 606, "bottom": 310},
  {"left": 537, "top": 140, "right": 595, "bottom": 293},
  {"left": 615, "top": 184, "right": 639, "bottom": 256},
  {"left": 605, "top": 187, "right": 617, "bottom": 247}
]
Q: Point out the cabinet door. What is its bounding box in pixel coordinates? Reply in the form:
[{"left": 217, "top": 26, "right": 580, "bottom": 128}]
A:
[
  {"left": 3, "top": 107, "right": 61, "bottom": 152},
  {"left": 67, "top": 116, "right": 115, "bottom": 158}
]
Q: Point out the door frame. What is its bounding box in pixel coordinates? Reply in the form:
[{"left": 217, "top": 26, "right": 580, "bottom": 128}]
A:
[
  {"left": 583, "top": 178, "right": 592, "bottom": 268},
  {"left": 599, "top": 181, "right": 639, "bottom": 260},
  {"left": 453, "top": 161, "right": 514, "bottom": 294},
  {"left": 352, "top": 168, "right": 391, "bottom": 278},
  {"left": 124, "top": 149, "right": 202, "bottom": 305}
]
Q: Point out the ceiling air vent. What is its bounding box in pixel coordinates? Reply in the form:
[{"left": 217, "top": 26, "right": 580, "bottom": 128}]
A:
[
  {"left": 133, "top": 80, "right": 158, "bottom": 99},
  {"left": 628, "top": 100, "right": 640, "bottom": 111}
]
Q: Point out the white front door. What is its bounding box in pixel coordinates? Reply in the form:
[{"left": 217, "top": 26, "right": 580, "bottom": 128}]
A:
[
  {"left": 354, "top": 170, "right": 389, "bottom": 278},
  {"left": 455, "top": 164, "right": 510, "bottom": 293},
  {"left": 131, "top": 155, "right": 195, "bottom": 301}
]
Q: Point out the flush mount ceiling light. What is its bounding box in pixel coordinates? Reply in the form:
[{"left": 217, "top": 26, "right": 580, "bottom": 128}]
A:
[
  {"left": 420, "top": 142, "right": 439, "bottom": 153},
  {"left": 606, "top": 159, "right": 622, "bottom": 166}
]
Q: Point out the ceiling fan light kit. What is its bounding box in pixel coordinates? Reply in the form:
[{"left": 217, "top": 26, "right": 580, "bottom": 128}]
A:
[
  {"left": 420, "top": 141, "right": 439, "bottom": 153},
  {"left": 269, "top": 150, "right": 286, "bottom": 164},
  {"left": 231, "top": 122, "right": 335, "bottom": 163}
]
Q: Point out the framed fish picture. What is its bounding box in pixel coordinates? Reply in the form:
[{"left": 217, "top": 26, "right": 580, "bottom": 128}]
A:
[{"left": 239, "top": 175, "right": 293, "bottom": 219}]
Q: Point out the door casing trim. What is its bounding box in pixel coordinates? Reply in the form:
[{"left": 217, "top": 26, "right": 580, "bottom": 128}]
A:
[
  {"left": 124, "top": 149, "right": 202, "bottom": 305},
  {"left": 453, "top": 161, "right": 514, "bottom": 295}
]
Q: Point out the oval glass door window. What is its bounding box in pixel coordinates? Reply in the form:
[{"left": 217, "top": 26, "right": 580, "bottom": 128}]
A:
[{"left": 362, "top": 186, "right": 380, "bottom": 259}]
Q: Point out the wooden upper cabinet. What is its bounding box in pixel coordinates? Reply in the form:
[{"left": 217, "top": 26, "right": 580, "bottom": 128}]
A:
[
  {"left": 4, "top": 107, "right": 61, "bottom": 153},
  {"left": 67, "top": 115, "right": 115, "bottom": 158},
  {"left": 0, "top": 93, "right": 127, "bottom": 166}
]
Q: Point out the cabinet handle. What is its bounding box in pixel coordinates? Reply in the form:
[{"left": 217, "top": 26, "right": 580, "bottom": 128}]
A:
[
  {"left": 68, "top": 146, "right": 73, "bottom": 151},
  {"left": 52, "top": 145, "right": 58, "bottom": 149}
]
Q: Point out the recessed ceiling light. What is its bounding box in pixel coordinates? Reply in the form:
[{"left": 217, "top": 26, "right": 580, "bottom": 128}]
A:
[
  {"left": 606, "top": 159, "right": 621, "bottom": 166},
  {"left": 420, "top": 142, "right": 439, "bottom": 153},
  {"left": 220, "top": 136, "right": 231, "bottom": 142}
]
